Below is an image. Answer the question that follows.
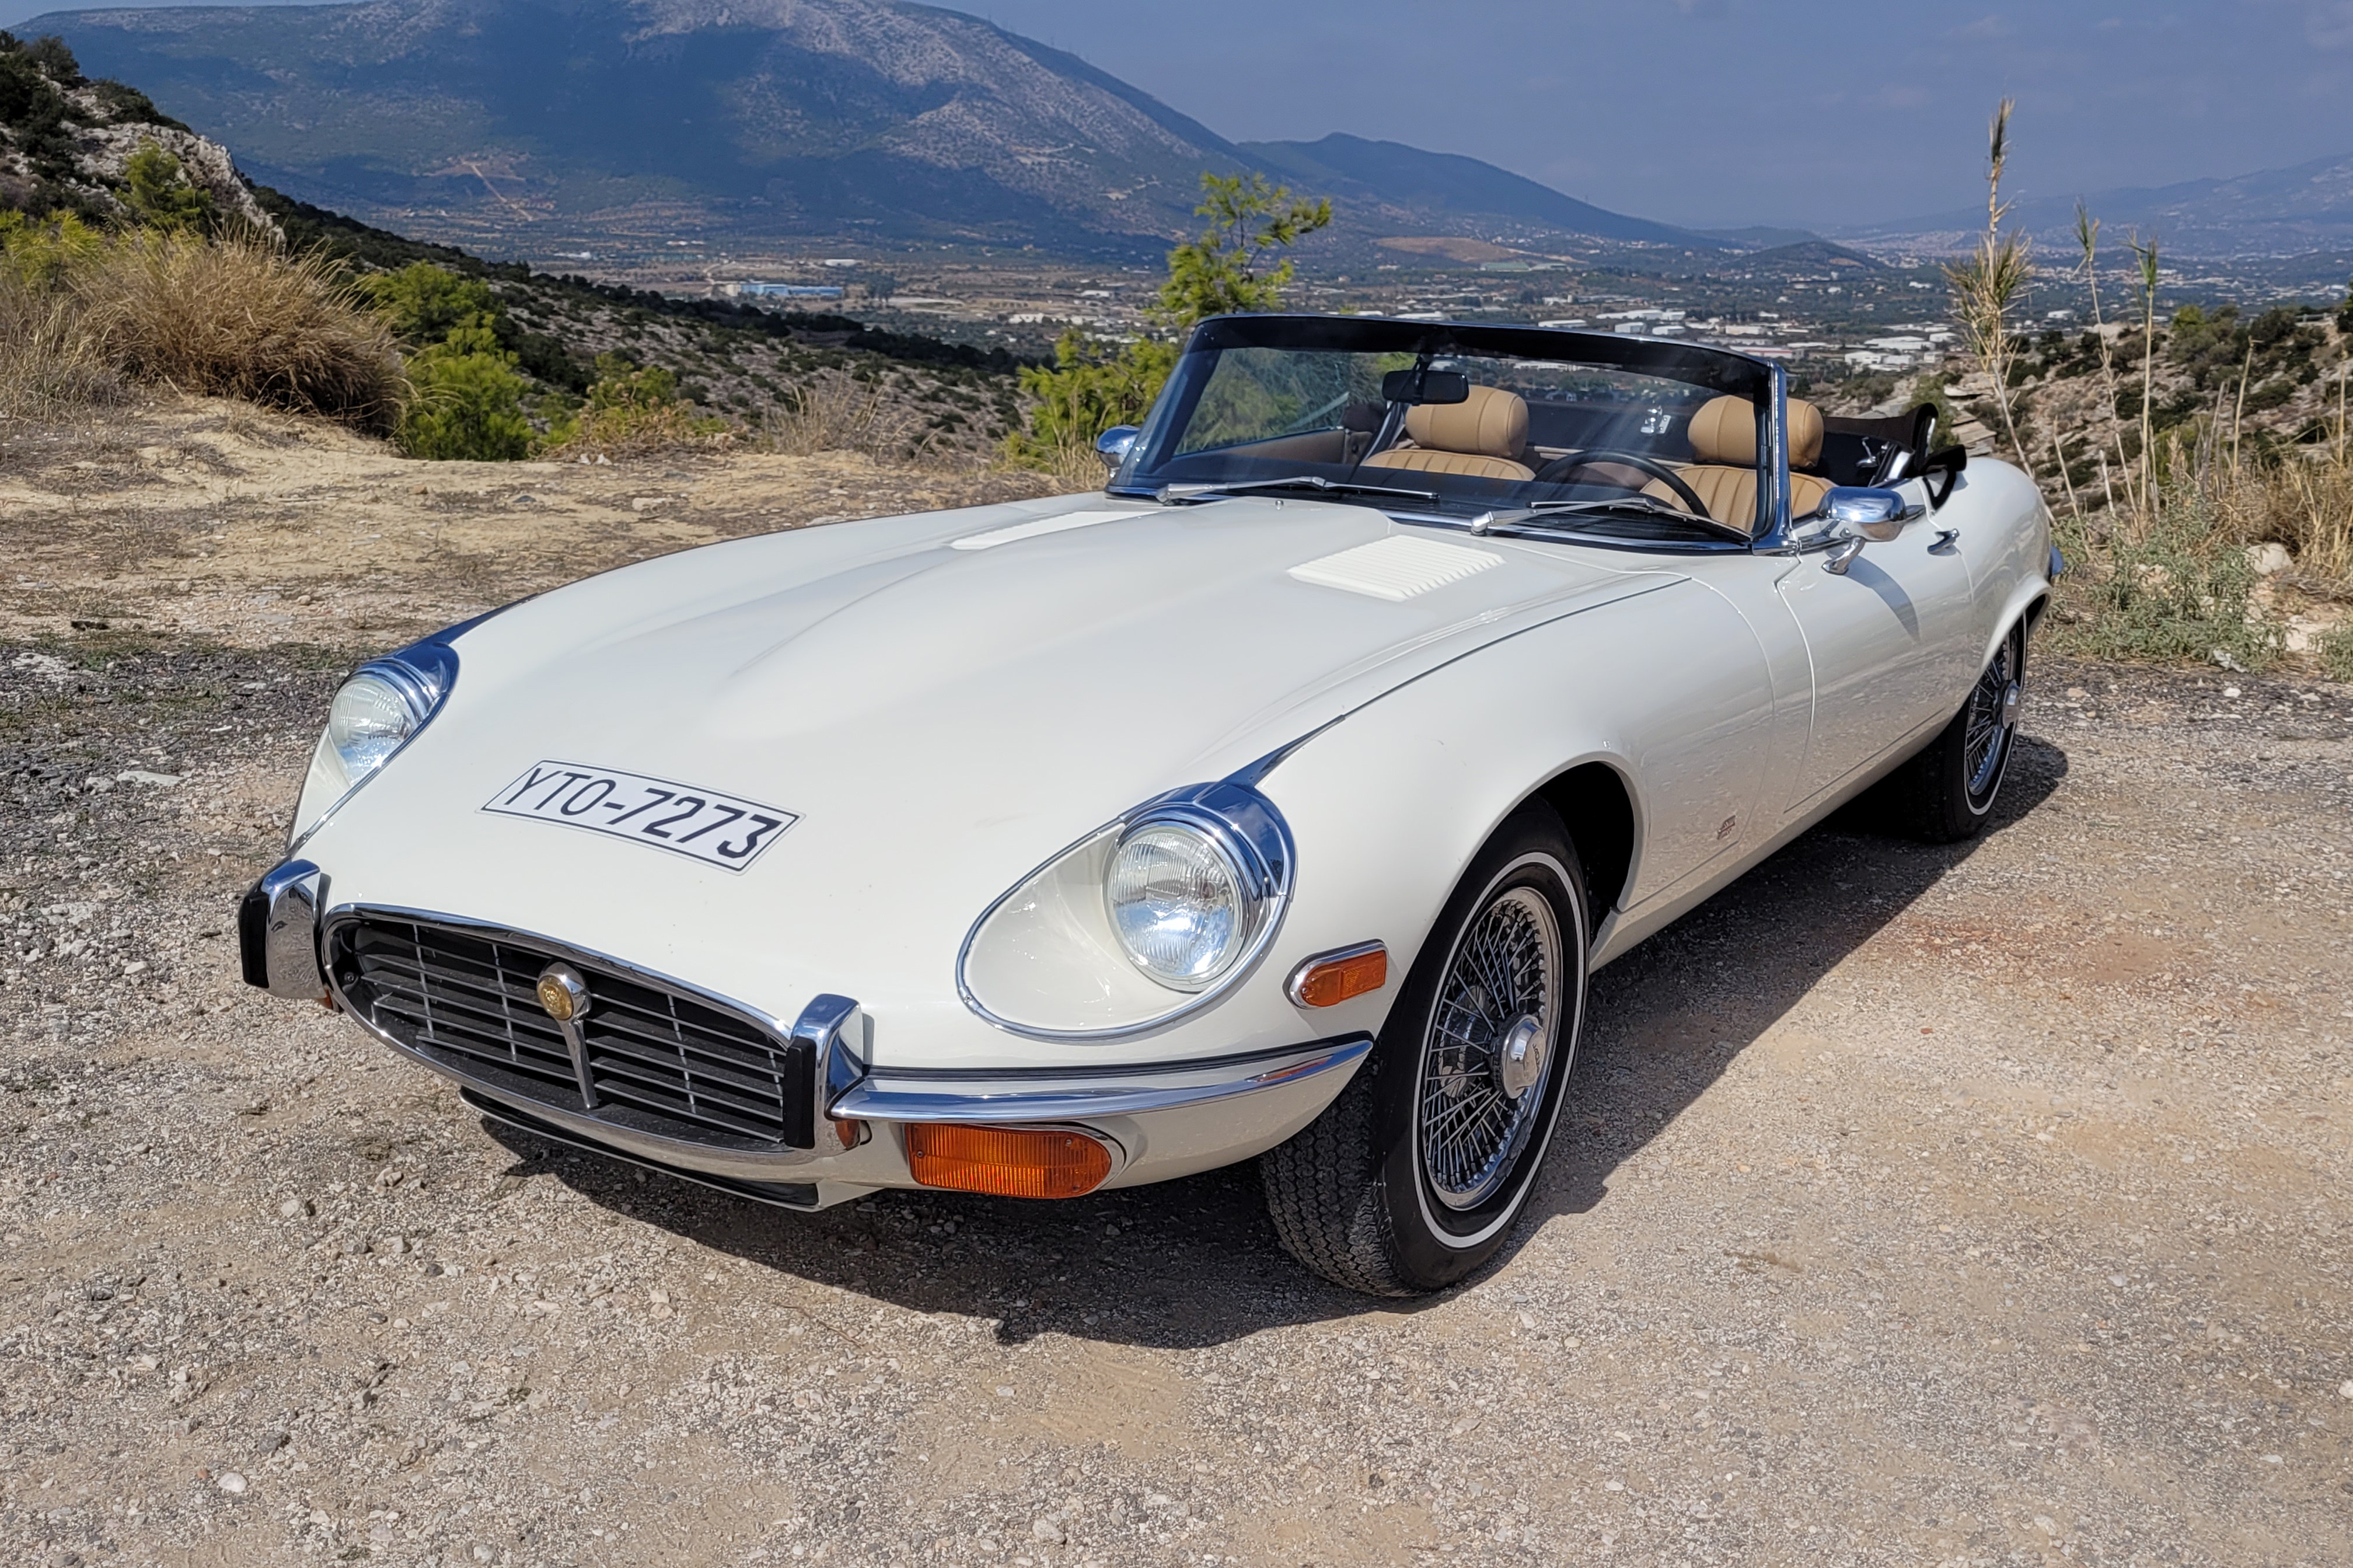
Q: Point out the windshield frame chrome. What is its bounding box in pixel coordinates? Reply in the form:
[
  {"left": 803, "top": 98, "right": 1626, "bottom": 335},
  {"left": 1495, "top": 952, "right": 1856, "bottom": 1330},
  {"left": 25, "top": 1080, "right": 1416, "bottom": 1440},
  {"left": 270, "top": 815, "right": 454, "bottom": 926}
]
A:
[{"left": 1105, "top": 315, "right": 1789, "bottom": 551}]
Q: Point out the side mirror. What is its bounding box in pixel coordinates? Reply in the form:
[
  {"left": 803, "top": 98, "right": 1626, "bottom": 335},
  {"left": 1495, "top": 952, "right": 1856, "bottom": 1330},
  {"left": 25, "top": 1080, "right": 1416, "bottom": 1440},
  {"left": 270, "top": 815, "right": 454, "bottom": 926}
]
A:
[
  {"left": 1095, "top": 425, "right": 1139, "bottom": 470},
  {"left": 1823, "top": 486, "right": 1912, "bottom": 543},
  {"left": 1380, "top": 368, "right": 1471, "bottom": 406}
]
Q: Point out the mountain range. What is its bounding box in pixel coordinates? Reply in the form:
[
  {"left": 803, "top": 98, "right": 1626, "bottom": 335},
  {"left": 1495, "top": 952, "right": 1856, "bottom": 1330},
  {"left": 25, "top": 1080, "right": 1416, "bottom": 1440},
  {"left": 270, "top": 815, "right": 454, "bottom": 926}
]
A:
[
  {"left": 23, "top": 0, "right": 1726, "bottom": 258},
  {"left": 1839, "top": 151, "right": 2353, "bottom": 262},
  {"left": 19, "top": 0, "right": 2350, "bottom": 267}
]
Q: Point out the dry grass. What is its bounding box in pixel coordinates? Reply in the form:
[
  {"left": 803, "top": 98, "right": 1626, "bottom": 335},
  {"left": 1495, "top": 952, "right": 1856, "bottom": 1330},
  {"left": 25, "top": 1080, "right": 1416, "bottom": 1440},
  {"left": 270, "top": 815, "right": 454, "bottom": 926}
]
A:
[
  {"left": 756, "top": 377, "right": 931, "bottom": 462},
  {"left": 2052, "top": 436, "right": 2353, "bottom": 675},
  {"left": 0, "top": 274, "right": 124, "bottom": 423},
  {"left": 69, "top": 231, "right": 406, "bottom": 433},
  {"left": 540, "top": 401, "right": 734, "bottom": 462},
  {"left": 2231, "top": 451, "right": 2353, "bottom": 586}
]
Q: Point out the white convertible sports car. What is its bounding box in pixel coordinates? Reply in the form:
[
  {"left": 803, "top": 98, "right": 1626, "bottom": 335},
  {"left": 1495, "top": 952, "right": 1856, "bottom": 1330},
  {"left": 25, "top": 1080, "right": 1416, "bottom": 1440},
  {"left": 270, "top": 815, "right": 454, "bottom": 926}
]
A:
[{"left": 241, "top": 316, "right": 2053, "bottom": 1295}]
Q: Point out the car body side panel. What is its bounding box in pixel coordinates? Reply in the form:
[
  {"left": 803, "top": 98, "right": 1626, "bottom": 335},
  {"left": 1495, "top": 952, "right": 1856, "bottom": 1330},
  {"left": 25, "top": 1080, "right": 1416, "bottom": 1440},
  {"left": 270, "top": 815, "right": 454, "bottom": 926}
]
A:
[{"left": 1255, "top": 578, "right": 1776, "bottom": 994}]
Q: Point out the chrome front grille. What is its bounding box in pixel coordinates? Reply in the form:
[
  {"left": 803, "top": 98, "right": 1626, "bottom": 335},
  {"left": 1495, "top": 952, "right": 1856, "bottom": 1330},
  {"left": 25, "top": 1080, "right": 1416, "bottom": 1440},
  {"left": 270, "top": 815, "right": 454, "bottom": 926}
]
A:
[{"left": 329, "top": 914, "right": 816, "bottom": 1148}]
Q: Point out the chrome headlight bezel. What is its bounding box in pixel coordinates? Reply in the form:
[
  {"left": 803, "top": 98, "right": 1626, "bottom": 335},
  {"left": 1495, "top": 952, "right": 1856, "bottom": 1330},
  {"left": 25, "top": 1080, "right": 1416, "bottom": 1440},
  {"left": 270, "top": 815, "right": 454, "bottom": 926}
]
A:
[
  {"left": 957, "top": 780, "right": 1295, "bottom": 1041},
  {"left": 1104, "top": 798, "right": 1284, "bottom": 993},
  {"left": 285, "top": 619, "right": 480, "bottom": 852}
]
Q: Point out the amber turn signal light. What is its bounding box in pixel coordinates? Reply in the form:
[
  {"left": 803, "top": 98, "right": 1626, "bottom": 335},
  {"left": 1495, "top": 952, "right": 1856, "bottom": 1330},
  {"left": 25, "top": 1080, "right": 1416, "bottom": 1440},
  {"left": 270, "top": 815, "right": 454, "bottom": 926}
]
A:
[
  {"left": 906, "top": 1124, "right": 1112, "bottom": 1199},
  {"left": 1286, "top": 942, "right": 1388, "bottom": 1008}
]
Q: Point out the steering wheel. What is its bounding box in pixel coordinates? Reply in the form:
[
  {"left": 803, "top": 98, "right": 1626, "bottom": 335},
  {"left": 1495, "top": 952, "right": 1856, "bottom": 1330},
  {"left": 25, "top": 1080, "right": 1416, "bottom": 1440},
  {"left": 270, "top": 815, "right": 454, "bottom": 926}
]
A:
[{"left": 1531, "top": 448, "right": 1710, "bottom": 519}]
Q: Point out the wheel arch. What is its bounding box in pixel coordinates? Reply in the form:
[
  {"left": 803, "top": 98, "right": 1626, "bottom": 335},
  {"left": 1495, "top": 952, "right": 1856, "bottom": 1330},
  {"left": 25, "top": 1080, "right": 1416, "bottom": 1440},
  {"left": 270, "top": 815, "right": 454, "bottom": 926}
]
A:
[{"left": 1531, "top": 760, "right": 1638, "bottom": 924}]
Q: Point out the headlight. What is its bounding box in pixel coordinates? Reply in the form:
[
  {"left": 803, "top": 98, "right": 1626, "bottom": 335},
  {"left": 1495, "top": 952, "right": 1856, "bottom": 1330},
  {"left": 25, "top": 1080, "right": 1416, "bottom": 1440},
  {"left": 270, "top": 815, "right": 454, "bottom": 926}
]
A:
[
  {"left": 287, "top": 640, "right": 461, "bottom": 848},
  {"left": 326, "top": 669, "right": 426, "bottom": 778},
  {"left": 1106, "top": 821, "right": 1256, "bottom": 990},
  {"left": 959, "top": 781, "right": 1292, "bottom": 1040}
]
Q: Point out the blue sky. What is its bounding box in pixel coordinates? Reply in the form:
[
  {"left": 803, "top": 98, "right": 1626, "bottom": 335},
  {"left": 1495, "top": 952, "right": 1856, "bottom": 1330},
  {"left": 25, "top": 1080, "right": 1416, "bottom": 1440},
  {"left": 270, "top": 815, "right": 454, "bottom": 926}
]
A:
[{"left": 9, "top": 0, "right": 2349, "bottom": 228}]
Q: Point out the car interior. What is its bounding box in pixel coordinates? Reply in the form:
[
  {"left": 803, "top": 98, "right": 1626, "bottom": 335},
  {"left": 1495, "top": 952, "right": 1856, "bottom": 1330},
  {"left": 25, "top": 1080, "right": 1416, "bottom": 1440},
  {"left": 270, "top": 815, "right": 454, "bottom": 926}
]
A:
[{"left": 1350, "top": 385, "right": 1940, "bottom": 529}]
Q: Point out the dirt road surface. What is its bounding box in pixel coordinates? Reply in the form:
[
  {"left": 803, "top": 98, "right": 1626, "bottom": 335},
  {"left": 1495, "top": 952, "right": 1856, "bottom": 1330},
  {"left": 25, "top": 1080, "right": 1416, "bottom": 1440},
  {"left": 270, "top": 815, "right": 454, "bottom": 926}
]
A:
[{"left": 4, "top": 402, "right": 2351, "bottom": 1566}]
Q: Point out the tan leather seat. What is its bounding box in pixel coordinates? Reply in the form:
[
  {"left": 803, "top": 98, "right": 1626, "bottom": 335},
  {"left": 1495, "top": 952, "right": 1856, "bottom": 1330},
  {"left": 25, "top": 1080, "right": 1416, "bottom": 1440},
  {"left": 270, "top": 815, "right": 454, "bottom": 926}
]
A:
[
  {"left": 1362, "top": 385, "right": 1533, "bottom": 482},
  {"left": 1645, "top": 395, "right": 1832, "bottom": 529}
]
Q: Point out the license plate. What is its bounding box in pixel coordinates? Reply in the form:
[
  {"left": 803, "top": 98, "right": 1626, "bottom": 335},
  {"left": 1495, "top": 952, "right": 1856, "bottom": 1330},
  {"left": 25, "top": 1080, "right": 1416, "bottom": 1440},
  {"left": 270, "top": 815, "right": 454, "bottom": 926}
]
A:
[{"left": 483, "top": 762, "right": 797, "bottom": 871}]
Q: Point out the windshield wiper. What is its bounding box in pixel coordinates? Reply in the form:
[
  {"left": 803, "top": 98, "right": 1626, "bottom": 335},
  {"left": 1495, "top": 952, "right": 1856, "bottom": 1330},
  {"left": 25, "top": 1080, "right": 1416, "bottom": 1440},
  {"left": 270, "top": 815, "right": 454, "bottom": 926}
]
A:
[
  {"left": 1472, "top": 496, "right": 1751, "bottom": 544},
  {"left": 1155, "top": 474, "right": 1440, "bottom": 506}
]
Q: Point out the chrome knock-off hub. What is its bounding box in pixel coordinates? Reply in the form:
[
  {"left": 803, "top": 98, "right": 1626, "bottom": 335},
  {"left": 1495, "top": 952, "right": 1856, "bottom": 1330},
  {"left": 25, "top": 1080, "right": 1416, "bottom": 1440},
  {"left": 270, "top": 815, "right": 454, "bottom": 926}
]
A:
[{"left": 1497, "top": 1013, "right": 1546, "bottom": 1100}]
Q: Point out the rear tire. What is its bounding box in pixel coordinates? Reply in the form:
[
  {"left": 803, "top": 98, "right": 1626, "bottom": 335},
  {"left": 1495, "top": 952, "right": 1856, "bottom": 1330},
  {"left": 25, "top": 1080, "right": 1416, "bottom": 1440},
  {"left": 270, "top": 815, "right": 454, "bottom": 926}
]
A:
[
  {"left": 1261, "top": 805, "right": 1587, "bottom": 1295},
  {"left": 1890, "top": 620, "right": 2027, "bottom": 843}
]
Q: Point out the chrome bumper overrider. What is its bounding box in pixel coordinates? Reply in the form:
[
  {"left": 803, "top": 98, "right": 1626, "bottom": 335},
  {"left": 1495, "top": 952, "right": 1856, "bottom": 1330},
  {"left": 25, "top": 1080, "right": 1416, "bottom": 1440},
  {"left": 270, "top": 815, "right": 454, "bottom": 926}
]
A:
[{"left": 239, "top": 869, "right": 1371, "bottom": 1198}]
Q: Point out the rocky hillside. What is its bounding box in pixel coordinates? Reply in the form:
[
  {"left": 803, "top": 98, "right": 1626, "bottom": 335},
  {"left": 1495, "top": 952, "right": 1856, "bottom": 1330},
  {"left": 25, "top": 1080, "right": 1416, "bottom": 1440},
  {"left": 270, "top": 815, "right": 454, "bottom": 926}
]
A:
[
  {"left": 0, "top": 30, "right": 270, "bottom": 231},
  {"left": 27, "top": 0, "right": 1710, "bottom": 258}
]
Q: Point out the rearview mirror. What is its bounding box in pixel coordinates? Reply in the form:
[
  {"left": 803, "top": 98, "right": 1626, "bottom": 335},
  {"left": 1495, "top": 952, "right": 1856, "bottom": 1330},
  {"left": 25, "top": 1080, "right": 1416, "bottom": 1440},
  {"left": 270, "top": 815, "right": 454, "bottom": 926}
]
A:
[
  {"left": 1823, "top": 486, "right": 1911, "bottom": 543},
  {"left": 1381, "top": 368, "right": 1470, "bottom": 406},
  {"left": 1095, "top": 425, "right": 1139, "bottom": 469}
]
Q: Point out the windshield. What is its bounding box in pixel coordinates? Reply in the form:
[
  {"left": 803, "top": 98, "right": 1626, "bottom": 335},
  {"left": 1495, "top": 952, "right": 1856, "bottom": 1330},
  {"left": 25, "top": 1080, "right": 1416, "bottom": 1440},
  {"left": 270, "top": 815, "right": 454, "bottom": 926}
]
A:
[{"left": 1115, "top": 315, "right": 1783, "bottom": 542}]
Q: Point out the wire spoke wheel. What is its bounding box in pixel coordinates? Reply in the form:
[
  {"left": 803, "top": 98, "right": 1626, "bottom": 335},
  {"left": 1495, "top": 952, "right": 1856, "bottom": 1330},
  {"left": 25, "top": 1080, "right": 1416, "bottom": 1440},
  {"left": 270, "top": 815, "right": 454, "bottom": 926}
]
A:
[
  {"left": 1962, "top": 633, "right": 2021, "bottom": 805},
  {"left": 1416, "top": 885, "right": 1561, "bottom": 1210}
]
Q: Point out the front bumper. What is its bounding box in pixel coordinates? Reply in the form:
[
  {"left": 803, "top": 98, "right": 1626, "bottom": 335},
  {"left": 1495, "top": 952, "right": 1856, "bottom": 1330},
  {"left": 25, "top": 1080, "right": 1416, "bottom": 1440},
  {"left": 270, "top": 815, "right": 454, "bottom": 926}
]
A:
[{"left": 240, "top": 868, "right": 1369, "bottom": 1206}]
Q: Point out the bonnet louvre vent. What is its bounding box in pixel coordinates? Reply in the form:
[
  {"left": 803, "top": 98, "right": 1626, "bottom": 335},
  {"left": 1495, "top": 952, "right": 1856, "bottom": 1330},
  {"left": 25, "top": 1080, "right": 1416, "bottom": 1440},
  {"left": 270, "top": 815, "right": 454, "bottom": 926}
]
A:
[{"left": 1287, "top": 536, "right": 1504, "bottom": 601}]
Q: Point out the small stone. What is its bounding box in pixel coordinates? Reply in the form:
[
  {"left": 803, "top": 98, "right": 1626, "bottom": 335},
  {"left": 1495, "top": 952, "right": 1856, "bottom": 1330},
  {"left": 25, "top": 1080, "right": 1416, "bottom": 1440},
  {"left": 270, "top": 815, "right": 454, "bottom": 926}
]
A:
[
  {"left": 258, "top": 1428, "right": 290, "bottom": 1454},
  {"left": 217, "top": 1471, "right": 247, "bottom": 1494},
  {"left": 2223, "top": 686, "right": 2241, "bottom": 700},
  {"left": 2340, "top": 1380, "right": 2353, "bottom": 1399},
  {"left": 2108, "top": 1274, "right": 2127, "bottom": 1287},
  {"left": 1030, "top": 1518, "right": 1066, "bottom": 1544},
  {"left": 278, "top": 1197, "right": 312, "bottom": 1219},
  {"left": 995, "top": 1385, "right": 1015, "bottom": 1398}
]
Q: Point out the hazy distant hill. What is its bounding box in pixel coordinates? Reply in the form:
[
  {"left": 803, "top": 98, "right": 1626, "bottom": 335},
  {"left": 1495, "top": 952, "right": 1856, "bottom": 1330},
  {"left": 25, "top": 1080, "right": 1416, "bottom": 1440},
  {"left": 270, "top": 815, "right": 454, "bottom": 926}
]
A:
[
  {"left": 1242, "top": 133, "right": 1700, "bottom": 247},
  {"left": 27, "top": 0, "right": 1709, "bottom": 258},
  {"left": 1839, "top": 151, "right": 2353, "bottom": 260}
]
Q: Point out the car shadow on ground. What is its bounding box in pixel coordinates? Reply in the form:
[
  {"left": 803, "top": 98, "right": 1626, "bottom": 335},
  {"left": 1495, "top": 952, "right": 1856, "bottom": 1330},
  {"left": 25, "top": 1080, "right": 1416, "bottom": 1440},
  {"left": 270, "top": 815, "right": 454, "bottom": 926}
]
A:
[{"left": 484, "top": 734, "right": 2068, "bottom": 1349}]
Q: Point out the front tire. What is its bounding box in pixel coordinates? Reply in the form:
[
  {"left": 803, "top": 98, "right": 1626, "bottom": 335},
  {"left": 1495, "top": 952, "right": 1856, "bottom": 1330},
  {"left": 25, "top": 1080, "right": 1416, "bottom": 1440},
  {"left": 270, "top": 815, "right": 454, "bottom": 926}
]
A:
[
  {"left": 1889, "top": 620, "right": 2027, "bottom": 844},
  {"left": 1261, "top": 806, "right": 1587, "bottom": 1295}
]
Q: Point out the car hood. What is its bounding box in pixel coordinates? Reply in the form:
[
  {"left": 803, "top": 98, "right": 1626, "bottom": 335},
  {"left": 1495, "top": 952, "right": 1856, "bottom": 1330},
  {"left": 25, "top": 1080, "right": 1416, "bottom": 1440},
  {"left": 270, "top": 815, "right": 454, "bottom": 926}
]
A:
[{"left": 312, "top": 495, "right": 1685, "bottom": 1039}]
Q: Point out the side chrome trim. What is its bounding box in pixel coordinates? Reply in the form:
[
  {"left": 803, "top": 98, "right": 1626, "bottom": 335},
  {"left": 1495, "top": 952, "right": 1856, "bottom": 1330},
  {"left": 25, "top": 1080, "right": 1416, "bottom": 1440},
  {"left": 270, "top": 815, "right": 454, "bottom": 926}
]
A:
[{"left": 830, "top": 1033, "right": 1373, "bottom": 1124}]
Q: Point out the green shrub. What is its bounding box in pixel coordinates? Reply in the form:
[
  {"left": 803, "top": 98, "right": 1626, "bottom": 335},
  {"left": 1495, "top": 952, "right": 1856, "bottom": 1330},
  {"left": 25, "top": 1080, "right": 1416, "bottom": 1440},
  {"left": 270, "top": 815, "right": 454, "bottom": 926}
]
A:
[
  {"left": 0, "top": 208, "right": 103, "bottom": 287},
  {"left": 1007, "top": 170, "right": 1330, "bottom": 476},
  {"left": 121, "top": 141, "right": 209, "bottom": 232},
  {"left": 397, "top": 322, "right": 531, "bottom": 460},
  {"left": 362, "top": 261, "right": 500, "bottom": 346},
  {"left": 542, "top": 352, "right": 727, "bottom": 455}
]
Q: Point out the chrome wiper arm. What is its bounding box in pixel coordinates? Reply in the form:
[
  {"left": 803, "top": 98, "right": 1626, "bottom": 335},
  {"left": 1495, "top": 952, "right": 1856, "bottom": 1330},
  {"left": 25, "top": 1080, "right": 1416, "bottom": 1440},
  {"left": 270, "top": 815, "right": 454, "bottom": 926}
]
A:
[
  {"left": 1472, "top": 496, "right": 1750, "bottom": 543},
  {"left": 1156, "top": 474, "right": 1440, "bottom": 506}
]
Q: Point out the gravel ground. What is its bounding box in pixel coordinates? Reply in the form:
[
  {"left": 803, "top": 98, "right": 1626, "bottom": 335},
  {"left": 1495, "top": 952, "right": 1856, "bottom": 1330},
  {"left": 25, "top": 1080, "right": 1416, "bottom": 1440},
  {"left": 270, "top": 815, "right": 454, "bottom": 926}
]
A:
[{"left": 2, "top": 628, "right": 2350, "bottom": 1567}]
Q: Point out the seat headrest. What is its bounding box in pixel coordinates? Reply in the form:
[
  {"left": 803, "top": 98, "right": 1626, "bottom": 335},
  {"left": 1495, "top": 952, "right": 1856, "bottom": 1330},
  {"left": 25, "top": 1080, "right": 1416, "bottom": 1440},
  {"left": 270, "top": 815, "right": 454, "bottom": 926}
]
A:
[
  {"left": 1687, "top": 394, "right": 1823, "bottom": 469},
  {"left": 1403, "top": 385, "right": 1528, "bottom": 459}
]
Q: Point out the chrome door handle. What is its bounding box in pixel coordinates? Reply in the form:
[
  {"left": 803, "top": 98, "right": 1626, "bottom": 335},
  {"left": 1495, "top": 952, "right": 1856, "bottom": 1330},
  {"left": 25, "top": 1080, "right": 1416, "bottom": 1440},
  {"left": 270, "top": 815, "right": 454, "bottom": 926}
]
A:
[{"left": 1929, "top": 528, "right": 1961, "bottom": 553}]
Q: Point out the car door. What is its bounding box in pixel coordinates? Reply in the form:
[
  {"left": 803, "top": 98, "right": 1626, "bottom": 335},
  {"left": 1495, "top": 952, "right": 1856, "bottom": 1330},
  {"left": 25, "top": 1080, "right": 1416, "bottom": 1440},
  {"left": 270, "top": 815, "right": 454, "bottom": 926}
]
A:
[{"left": 1774, "top": 502, "right": 1978, "bottom": 813}]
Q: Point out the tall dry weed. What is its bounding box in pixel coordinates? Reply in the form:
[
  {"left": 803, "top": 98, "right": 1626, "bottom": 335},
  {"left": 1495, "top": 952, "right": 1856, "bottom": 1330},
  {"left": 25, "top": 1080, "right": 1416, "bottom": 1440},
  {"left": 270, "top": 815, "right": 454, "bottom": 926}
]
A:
[
  {"left": 0, "top": 273, "right": 122, "bottom": 421},
  {"left": 757, "top": 378, "right": 929, "bottom": 462},
  {"left": 73, "top": 231, "right": 406, "bottom": 432}
]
